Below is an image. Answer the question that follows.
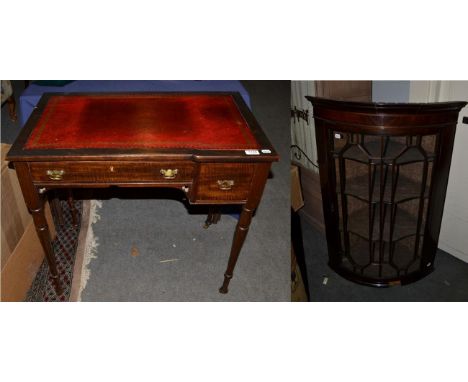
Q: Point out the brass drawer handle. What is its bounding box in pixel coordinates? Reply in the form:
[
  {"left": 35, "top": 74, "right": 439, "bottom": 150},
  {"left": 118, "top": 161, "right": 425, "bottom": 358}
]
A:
[
  {"left": 217, "top": 180, "right": 234, "bottom": 190},
  {"left": 46, "top": 169, "right": 65, "bottom": 181},
  {"left": 160, "top": 169, "right": 178, "bottom": 179}
]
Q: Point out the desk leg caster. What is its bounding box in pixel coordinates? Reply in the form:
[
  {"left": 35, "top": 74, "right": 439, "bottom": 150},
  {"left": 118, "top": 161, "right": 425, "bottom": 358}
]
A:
[{"left": 219, "top": 273, "right": 233, "bottom": 294}]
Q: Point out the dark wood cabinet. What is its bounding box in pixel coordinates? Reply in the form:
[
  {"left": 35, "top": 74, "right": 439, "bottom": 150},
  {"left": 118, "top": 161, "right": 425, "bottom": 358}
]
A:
[{"left": 307, "top": 96, "right": 467, "bottom": 287}]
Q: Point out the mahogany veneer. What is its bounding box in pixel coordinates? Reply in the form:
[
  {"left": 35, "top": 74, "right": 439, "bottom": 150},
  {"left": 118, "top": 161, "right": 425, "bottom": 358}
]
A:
[
  {"left": 307, "top": 96, "right": 467, "bottom": 287},
  {"left": 7, "top": 92, "right": 278, "bottom": 295}
]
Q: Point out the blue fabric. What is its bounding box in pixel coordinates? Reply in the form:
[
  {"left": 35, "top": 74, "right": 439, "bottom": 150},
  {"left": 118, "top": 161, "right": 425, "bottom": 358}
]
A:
[{"left": 19, "top": 80, "right": 251, "bottom": 127}]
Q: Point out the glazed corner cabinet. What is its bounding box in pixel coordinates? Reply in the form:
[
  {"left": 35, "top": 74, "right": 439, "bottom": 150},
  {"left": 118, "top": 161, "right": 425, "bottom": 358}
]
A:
[{"left": 307, "top": 96, "right": 467, "bottom": 287}]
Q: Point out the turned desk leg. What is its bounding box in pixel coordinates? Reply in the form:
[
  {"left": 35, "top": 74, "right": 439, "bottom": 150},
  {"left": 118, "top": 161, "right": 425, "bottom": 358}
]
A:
[
  {"left": 15, "top": 163, "right": 63, "bottom": 295},
  {"left": 67, "top": 189, "right": 78, "bottom": 227},
  {"left": 219, "top": 205, "right": 254, "bottom": 293},
  {"left": 7, "top": 94, "right": 17, "bottom": 122},
  {"left": 204, "top": 207, "right": 221, "bottom": 229},
  {"left": 219, "top": 163, "right": 271, "bottom": 294},
  {"left": 50, "top": 190, "right": 65, "bottom": 226}
]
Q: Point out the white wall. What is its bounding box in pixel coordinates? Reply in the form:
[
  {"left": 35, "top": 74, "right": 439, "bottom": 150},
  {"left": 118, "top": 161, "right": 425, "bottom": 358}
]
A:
[
  {"left": 436, "top": 82, "right": 468, "bottom": 263},
  {"left": 410, "top": 81, "right": 468, "bottom": 263},
  {"left": 290, "top": 81, "right": 318, "bottom": 171}
]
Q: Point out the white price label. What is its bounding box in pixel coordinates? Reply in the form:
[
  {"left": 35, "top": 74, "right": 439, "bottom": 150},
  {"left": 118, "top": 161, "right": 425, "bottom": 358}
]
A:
[{"left": 245, "top": 150, "right": 260, "bottom": 155}]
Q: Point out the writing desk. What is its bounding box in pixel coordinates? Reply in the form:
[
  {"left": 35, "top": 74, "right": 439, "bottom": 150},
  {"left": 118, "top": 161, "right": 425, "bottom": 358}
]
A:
[{"left": 7, "top": 92, "right": 278, "bottom": 295}]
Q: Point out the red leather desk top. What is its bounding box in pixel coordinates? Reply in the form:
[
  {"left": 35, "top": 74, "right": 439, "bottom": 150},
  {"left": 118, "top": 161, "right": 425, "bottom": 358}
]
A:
[{"left": 24, "top": 94, "right": 259, "bottom": 150}]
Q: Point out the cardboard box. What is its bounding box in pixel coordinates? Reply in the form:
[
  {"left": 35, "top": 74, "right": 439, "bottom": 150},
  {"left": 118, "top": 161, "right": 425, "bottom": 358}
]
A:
[
  {"left": 1, "top": 144, "right": 56, "bottom": 301},
  {"left": 291, "top": 165, "right": 304, "bottom": 212},
  {"left": 297, "top": 164, "right": 325, "bottom": 233}
]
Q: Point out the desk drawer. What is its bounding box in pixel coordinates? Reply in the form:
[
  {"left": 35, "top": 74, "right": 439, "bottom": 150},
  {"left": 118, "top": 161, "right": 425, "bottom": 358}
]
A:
[
  {"left": 193, "top": 163, "right": 255, "bottom": 202},
  {"left": 29, "top": 161, "right": 194, "bottom": 183}
]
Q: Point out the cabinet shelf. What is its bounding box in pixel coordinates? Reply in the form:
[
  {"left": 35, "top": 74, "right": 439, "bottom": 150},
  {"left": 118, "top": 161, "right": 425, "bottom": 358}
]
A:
[
  {"left": 338, "top": 170, "right": 428, "bottom": 204},
  {"left": 346, "top": 206, "right": 418, "bottom": 242},
  {"left": 341, "top": 240, "right": 421, "bottom": 280},
  {"left": 335, "top": 140, "right": 435, "bottom": 165}
]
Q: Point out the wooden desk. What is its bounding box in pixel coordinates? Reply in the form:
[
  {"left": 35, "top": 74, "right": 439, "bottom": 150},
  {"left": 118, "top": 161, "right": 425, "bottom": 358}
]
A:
[{"left": 7, "top": 92, "right": 278, "bottom": 295}]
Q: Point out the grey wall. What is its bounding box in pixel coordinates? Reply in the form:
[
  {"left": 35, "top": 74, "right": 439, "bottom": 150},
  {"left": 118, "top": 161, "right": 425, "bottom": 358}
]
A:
[{"left": 372, "top": 81, "right": 410, "bottom": 102}]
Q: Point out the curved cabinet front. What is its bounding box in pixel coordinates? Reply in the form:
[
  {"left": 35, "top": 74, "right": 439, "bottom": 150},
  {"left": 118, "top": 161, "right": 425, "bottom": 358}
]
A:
[{"left": 307, "top": 97, "right": 467, "bottom": 287}]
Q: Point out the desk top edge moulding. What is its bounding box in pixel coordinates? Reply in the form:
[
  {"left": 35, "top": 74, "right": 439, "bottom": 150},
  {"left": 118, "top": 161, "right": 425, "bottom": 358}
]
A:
[
  {"left": 7, "top": 92, "right": 279, "bottom": 297},
  {"left": 307, "top": 96, "right": 467, "bottom": 287}
]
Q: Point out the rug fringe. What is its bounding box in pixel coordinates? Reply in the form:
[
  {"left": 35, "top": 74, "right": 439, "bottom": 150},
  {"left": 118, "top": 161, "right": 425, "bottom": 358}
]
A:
[{"left": 77, "top": 200, "right": 102, "bottom": 301}]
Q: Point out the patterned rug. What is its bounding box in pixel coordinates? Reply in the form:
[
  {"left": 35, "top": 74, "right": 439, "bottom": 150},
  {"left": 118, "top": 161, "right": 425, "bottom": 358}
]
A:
[{"left": 25, "top": 200, "right": 83, "bottom": 302}]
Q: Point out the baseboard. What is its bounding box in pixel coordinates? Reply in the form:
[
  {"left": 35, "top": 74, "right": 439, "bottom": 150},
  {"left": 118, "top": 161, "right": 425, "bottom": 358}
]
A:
[{"left": 438, "top": 242, "right": 468, "bottom": 263}]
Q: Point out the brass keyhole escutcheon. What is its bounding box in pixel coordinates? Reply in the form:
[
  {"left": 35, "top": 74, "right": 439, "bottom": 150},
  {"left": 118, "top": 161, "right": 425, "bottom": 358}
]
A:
[
  {"left": 217, "top": 180, "right": 234, "bottom": 190},
  {"left": 160, "top": 169, "right": 178, "bottom": 179},
  {"left": 46, "top": 169, "right": 65, "bottom": 180}
]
